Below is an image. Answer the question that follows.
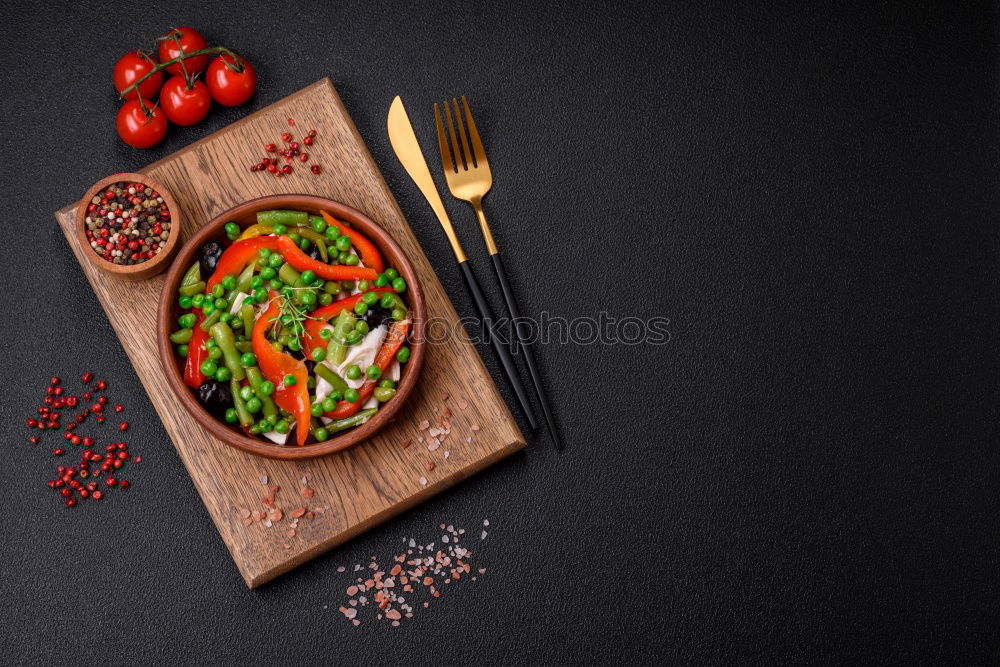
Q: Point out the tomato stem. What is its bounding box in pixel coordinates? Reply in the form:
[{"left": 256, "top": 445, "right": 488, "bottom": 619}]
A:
[{"left": 118, "top": 46, "right": 242, "bottom": 99}]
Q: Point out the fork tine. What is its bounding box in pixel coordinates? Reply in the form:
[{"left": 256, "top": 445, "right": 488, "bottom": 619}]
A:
[
  {"left": 434, "top": 103, "right": 456, "bottom": 174},
  {"left": 443, "top": 101, "right": 467, "bottom": 171},
  {"left": 452, "top": 97, "right": 475, "bottom": 169},
  {"left": 462, "top": 96, "right": 489, "bottom": 169}
]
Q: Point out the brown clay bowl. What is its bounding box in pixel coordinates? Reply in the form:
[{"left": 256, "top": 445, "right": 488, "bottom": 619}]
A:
[
  {"left": 157, "top": 194, "right": 426, "bottom": 460},
  {"left": 76, "top": 172, "right": 181, "bottom": 280}
]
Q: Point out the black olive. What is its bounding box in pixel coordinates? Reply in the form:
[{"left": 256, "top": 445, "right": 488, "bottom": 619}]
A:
[
  {"left": 286, "top": 345, "right": 306, "bottom": 361},
  {"left": 306, "top": 244, "right": 323, "bottom": 262},
  {"left": 198, "top": 241, "right": 225, "bottom": 274},
  {"left": 196, "top": 380, "right": 232, "bottom": 418},
  {"left": 360, "top": 305, "right": 394, "bottom": 330}
]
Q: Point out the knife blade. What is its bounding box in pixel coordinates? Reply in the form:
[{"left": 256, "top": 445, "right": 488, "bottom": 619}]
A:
[
  {"left": 386, "top": 96, "right": 538, "bottom": 430},
  {"left": 387, "top": 96, "right": 467, "bottom": 263}
]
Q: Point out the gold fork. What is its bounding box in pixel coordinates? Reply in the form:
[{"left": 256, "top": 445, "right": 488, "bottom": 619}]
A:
[{"left": 434, "top": 97, "right": 563, "bottom": 450}]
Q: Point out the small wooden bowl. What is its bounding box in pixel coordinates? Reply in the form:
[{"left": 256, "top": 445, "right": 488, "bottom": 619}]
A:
[
  {"left": 157, "top": 194, "right": 426, "bottom": 460},
  {"left": 76, "top": 172, "right": 181, "bottom": 280}
]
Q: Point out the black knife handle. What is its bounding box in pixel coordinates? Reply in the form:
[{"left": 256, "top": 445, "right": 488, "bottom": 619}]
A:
[
  {"left": 458, "top": 260, "right": 538, "bottom": 430},
  {"left": 491, "top": 253, "right": 563, "bottom": 450}
]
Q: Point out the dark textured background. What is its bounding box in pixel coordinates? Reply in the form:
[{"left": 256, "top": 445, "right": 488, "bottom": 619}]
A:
[{"left": 1, "top": 1, "right": 998, "bottom": 663}]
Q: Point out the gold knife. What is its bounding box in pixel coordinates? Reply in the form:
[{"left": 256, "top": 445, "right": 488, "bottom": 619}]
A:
[{"left": 387, "top": 96, "right": 538, "bottom": 430}]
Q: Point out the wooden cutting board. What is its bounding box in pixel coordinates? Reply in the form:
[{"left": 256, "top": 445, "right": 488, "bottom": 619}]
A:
[{"left": 54, "top": 78, "right": 524, "bottom": 588}]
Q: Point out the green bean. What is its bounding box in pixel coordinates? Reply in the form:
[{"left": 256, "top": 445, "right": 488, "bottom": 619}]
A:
[
  {"left": 256, "top": 210, "right": 309, "bottom": 227},
  {"left": 278, "top": 263, "right": 300, "bottom": 286},
  {"left": 313, "top": 363, "right": 349, "bottom": 395},
  {"left": 209, "top": 322, "right": 246, "bottom": 382},
  {"left": 245, "top": 366, "right": 278, "bottom": 421},
  {"left": 374, "top": 387, "right": 397, "bottom": 402},
  {"left": 327, "top": 311, "right": 356, "bottom": 366},
  {"left": 169, "top": 328, "right": 193, "bottom": 344},
  {"left": 180, "top": 262, "right": 201, "bottom": 288},
  {"left": 235, "top": 341, "right": 253, "bottom": 354},
  {"left": 179, "top": 280, "right": 207, "bottom": 297},
  {"left": 230, "top": 378, "right": 253, "bottom": 427},
  {"left": 292, "top": 227, "right": 329, "bottom": 261},
  {"left": 236, "top": 263, "right": 255, "bottom": 294},
  {"left": 199, "top": 309, "right": 221, "bottom": 331},
  {"left": 327, "top": 408, "right": 378, "bottom": 433},
  {"left": 240, "top": 303, "right": 255, "bottom": 336}
]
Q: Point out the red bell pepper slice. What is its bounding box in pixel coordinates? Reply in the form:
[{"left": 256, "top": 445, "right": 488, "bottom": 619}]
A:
[
  {"left": 276, "top": 236, "right": 378, "bottom": 282},
  {"left": 207, "top": 237, "right": 279, "bottom": 290},
  {"left": 251, "top": 293, "right": 310, "bottom": 446},
  {"left": 320, "top": 210, "right": 385, "bottom": 273},
  {"left": 301, "top": 287, "right": 394, "bottom": 358},
  {"left": 183, "top": 311, "right": 209, "bottom": 388},
  {"left": 324, "top": 318, "right": 411, "bottom": 420}
]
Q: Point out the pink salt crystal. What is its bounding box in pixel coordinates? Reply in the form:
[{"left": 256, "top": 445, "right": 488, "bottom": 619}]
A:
[
  {"left": 418, "top": 420, "right": 429, "bottom": 430},
  {"left": 471, "top": 424, "right": 480, "bottom": 431},
  {"left": 458, "top": 400, "right": 468, "bottom": 410}
]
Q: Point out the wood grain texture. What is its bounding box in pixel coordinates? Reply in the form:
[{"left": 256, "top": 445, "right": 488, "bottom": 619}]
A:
[{"left": 54, "top": 79, "right": 524, "bottom": 589}]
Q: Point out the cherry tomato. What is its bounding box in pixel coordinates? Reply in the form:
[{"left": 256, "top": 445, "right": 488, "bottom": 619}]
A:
[
  {"left": 160, "top": 76, "right": 212, "bottom": 126},
  {"left": 116, "top": 101, "right": 168, "bottom": 149},
  {"left": 206, "top": 54, "right": 256, "bottom": 107},
  {"left": 157, "top": 27, "right": 209, "bottom": 76},
  {"left": 114, "top": 52, "right": 163, "bottom": 100}
]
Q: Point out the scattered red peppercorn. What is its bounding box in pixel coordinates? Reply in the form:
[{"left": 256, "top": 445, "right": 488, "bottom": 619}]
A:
[
  {"left": 303, "top": 135, "right": 314, "bottom": 146},
  {"left": 53, "top": 449, "right": 64, "bottom": 456},
  {"left": 50, "top": 377, "right": 60, "bottom": 386},
  {"left": 106, "top": 478, "right": 117, "bottom": 487},
  {"left": 82, "top": 372, "right": 93, "bottom": 383},
  {"left": 95, "top": 380, "right": 107, "bottom": 391},
  {"left": 92, "top": 490, "right": 103, "bottom": 500},
  {"left": 311, "top": 164, "right": 322, "bottom": 175},
  {"left": 281, "top": 131, "right": 292, "bottom": 142},
  {"left": 287, "top": 117, "right": 295, "bottom": 126},
  {"left": 29, "top": 436, "right": 40, "bottom": 444},
  {"left": 119, "top": 422, "right": 129, "bottom": 431},
  {"left": 65, "top": 498, "right": 77, "bottom": 508}
]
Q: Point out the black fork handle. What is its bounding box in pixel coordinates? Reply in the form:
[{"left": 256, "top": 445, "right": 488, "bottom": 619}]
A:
[
  {"left": 490, "top": 254, "right": 563, "bottom": 450},
  {"left": 458, "top": 260, "right": 538, "bottom": 430}
]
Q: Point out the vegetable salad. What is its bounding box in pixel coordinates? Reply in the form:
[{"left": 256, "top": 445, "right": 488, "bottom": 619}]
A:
[{"left": 170, "top": 209, "right": 412, "bottom": 446}]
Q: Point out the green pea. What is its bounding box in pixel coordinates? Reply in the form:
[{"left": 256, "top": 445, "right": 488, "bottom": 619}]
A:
[
  {"left": 219, "top": 312, "right": 234, "bottom": 325},
  {"left": 287, "top": 337, "right": 301, "bottom": 352},
  {"left": 177, "top": 344, "right": 189, "bottom": 357},
  {"left": 345, "top": 388, "right": 360, "bottom": 403},
  {"left": 208, "top": 347, "right": 223, "bottom": 361},
  {"left": 225, "top": 408, "right": 238, "bottom": 423},
  {"left": 392, "top": 277, "right": 407, "bottom": 293},
  {"left": 346, "top": 330, "right": 363, "bottom": 345},
  {"left": 179, "top": 295, "right": 193, "bottom": 309},
  {"left": 329, "top": 391, "right": 342, "bottom": 403},
  {"left": 222, "top": 275, "right": 237, "bottom": 291},
  {"left": 268, "top": 253, "right": 284, "bottom": 268},
  {"left": 200, "top": 360, "right": 218, "bottom": 376},
  {"left": 288, "top": 232, "right": 302, "bottom": 244},
  {"left": 300, "top": 291, "right": 317, "bottom": 307},
  {"left": 354, "top": 302, "right": 368, "bottom": 316},
  {"left": 380, "top": 294, "right": 396, "bottom": 309},
  {"left": 273, "top": 223, "right": 287, "bottom": 235},
  {"left": 325, "top": 227, "right": 340, "bottom": 241},
  {"left": 249, "top": 423, "right": 262, "bottom": 434},
  {"left": 312, "top": 347, "right": 326, "bottom": 362},
  {"left": 321, "top": 396, "right": 337, "bottom": 412},
  {"left": 259, "top": 248, "right": 272, "bottom": 259},
  {"left": 250, "top": 275, "right": 264, "bottom": 289},
  {"left": 230, "top": 317, "right": 243, "bottom": 330},
  {"left": 214, "top": 297, "right": 227, "bottom": 310},
  {"left": 240, "top": 352, "right": 257, "bottom": 367},
  {"left": 319, "top": 293, "right": 333, "bottom": 306},
  {"left": 280, "top": 287, "right": 295, "bottom": 301},
  {"left": 366, "top": 364, "right": 382, "bottom": 380},
  {"left": 201, "top": 300, "right": 215, "bottom": 315},
  {"left": 215, "top": 366, "right": 232, "bottom": 382},
  {"left": 385, "top": 268, "right": 399, "bottom": 280},
  {"left": 269, "top": 279, "right": 284, "bottom": 291},
  {"left": 374, "top": 274, "right": 389, "bottom": 288},
  {"left": 283, "top": 374, "right": 297, "bottom": 387},
  {"left": 344, "top": 254, "right": 360, "bottom": 266},
  {"left": 225, "top": 222, "right": 240, "bottom": 240},
  {"left": 324, "top": 281, "right": 341, "bottom": 294},
  {"left": 260, "top": 266, "right": 276, "bottom": 281},
  {"left": 362, "top": 292, "right": 378, "bottom": 306},
  {"left": 338, "top": 251, "right": 351, "bottom": 264},
  {"left": 212, "top": 285, "right": 225, "bottom": 299},
  {"left": 299, "top": 238, "right": 311, "bottom": 251},
  {"left": 239, "top": 385, "right": 255, "bottom": 402},
  {"left": 357, "top": 280, "right": 370, "bottom": 291},
  {"left": 271, "top": 341, "right": 283, "bottom": 353},
  {"left": 253, "top": 287, "right": 268, "bottom": 303},
  {"left": 355, "top": 321, "right": 370, "bottom": 336},
  {"left": 191, "top": 294, "right": 205, "bottom": 308},
  {"left": 300, "top": 270, "right": 316, "bottom": 285},
  {"left": 378, "top": 379, "right": 396, "bottom": 389},
  {"left": 315, "top": 427, "right": 329, "bottom": 441},
  {"left": 259, "top": 381, "right": 275, "bottom": 397},
  {"left": 319, "top": 328, "right": 334, "bottom": 342},
  {"left": 280, "top": 314, "right": 294, "bottom": 327},
  {"left": 340, "top": 280, "right": 355, "bottom": 291},
  {"left": 275, "top": 419, "right": 290, "bottom": 434},
  {"left": 178, "top": 313, "right": 196, "bottom": 328},
  {"left": 311, "top": 402, "right": 324, "bottom": 417},
  {"left": 396, "top": 346, "right": 411, "bottom": 363},
  {"left": 374, "top": 387, "right": 397, "bottom": 402},
  {"left": 391, "top": 307, "right": 407, "bottom": 321},
  {"left": 346, "top": 364, "right": 362, "bottom": 380},
  {"left": 335, "top": 236, "right": 351, "bottom": 252},
  {"left": 257, "top": 417, "right": 273, "bottom": 432},
  {"left": 206, "top": 339, "right": 218, "bottom": 349},
  {"left": 246, "top": 397, "right": 262, "bottom": 414}
]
